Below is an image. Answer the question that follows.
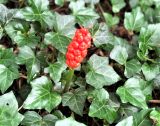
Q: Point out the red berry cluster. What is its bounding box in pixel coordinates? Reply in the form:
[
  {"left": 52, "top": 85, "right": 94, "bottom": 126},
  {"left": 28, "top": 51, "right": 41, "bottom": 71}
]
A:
[{"left": 66, "top": 27, "right": 92, "bottom": 69}]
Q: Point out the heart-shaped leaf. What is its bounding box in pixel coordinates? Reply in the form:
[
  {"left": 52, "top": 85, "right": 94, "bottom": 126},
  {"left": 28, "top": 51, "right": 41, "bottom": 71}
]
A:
[{"left": 24, "top": 76, "right": 62, "bottom": 112}]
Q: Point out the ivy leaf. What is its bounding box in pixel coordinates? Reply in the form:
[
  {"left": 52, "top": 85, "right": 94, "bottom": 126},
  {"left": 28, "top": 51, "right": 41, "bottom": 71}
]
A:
[
  {"left": 110, "top": 0, "right": 126, "bottom": 13},
  {"left": 21, "top": 111, "right": 58, "bottom": 126},
  {"left": 142, "top": 63, "right": 159, "bottom": 81},
  {"left": 0, "top": 0, "right": 8, "bottom": 4},
  {"left": 137, "top": 24, "right": 160, "bottom": 60},
  {"left": 110, "top": 45, "right": 128, "bottom": 65},
  {"left": 0, "top": 4, "right": 16, "bottom": 24},
  {"left": 150, "top": 110, "right": 160, "bottom": 126},
  {"left": 21, "top": 111, "right": 42, "bottom": 126},
  {"left": 0, "top": 91, "right": 24, "bottom": 126},
  {"left": 118, "top": 104, "right": 139, "bottom": 120},
  {"left": 55, "top": 117, "right": 86, "bottom": 126},
  {"left": 92, "top": 23, "right": 113, "bottom": 47},
  {"left": 55, "top": 0, "right": 64, "bottom": 7},
  {"left": 69, "top": 0, "right": 99, "bottom": 26},
  {"left": 16, "top": 46, "right": 40, "bottom": 81},
  {"left": 62, "top": 88, "right": 87, "bottom": 116},
  {"left": 0, "top": 24, "right": 3, "bottom": 39},
  {"left": 142, "top": 24, "right": 160, "bottom": 47},
  {"left": 116, "top": 116, "right": 133, "bottom": 126},
  {"left": 133, "top": 109, "right": 152, "bottom": 126},
  {"left": 116, "top": 109, "right": 152, "bottom": 126},
  {"left": 24, "top": 76, "right": 62, "bottom": 112},
  {"left": 89, "top": 89, "right": 117, "bottom": 124},
  {"left": 0, "top": 65, "right": 19, "bottom": 93},
  {"left": 52, "top": 13, "right": 76, "bottom": 37},
  {"left": 116, "top": 77, "right": 148, "bottom": 109},
  {"left": 124, "top": 7, "right": 146, "bottom": 32},
  {"left": 0, "top": 49, "right": 19, "bottom": 93},
  {"left": 124, "top": 59, "right": 141, "bottom": 78},
  {"left": 84, "top": 0, "right": 99, "bottom": 4},
  {"left": 44, "top": 13, "right": 75, "bottom": 53},
  {"left": 44, "top": 32, "right": 71, "bottom": 54},
  {"left": 17, "top": 0, "right": 55, "bottom": 28},
  {"left": 89, "top": 88, "right": 109, "bottom": 101},
  {"left": 5, "top": 20, "right": 40, "bottom": 47},
  {"left": 103, "top": 12, "right": 119, "bottom": 27},
  {"left": 49, "top": 55, "right": 67, "bottom": 83},
  {"left": 89, "top": 100, "right": 117, "bottom": 124},
  {"left": 86, "top": 54, "right": 120, "bottom": 89}
]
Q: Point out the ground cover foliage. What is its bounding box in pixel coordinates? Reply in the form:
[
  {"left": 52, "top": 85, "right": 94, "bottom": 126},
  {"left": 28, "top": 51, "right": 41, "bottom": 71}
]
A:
[{"left": 0, "top": 0, "right": 160, "bottom": 125}]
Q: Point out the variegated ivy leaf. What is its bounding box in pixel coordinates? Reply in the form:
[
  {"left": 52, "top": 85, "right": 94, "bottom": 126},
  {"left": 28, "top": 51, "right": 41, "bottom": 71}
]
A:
[{"left": 86, "top": 54, "right": 120, "bottom": 89}]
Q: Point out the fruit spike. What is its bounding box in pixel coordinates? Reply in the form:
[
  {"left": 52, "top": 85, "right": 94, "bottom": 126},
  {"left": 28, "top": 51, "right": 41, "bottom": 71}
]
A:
[{"left": 66, "top": 27, "right": 92, "bottom": 69}]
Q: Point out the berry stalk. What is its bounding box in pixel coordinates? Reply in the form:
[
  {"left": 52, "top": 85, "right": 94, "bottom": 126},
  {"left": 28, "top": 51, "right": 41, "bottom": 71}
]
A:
[{"left": 63, "top": 68, "right": 74, "bottom": 92}]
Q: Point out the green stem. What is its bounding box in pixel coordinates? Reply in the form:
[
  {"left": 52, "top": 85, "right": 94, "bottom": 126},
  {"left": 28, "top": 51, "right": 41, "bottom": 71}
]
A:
[{"left": 63, "top": 69, "right": 74, "bottom": 92}]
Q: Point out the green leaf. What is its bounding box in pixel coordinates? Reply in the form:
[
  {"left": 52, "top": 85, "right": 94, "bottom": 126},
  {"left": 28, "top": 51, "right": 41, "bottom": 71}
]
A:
[
  {"left": 55, "top": 0, "right": 64, "bottom": 6},
  {"left": 0, "top": 91, "right": 24, "bottom": 126},
  {"left": 150, "top": 110, "right": 160, "bottom": 126},
  {"left": 52, "top": 13, "right": 76, "bottom": 37},
  {"left": 133, "top": 109, "right": 152, "bottom": 126},
  {"left": 124, "top": 7, "right": 146, "bottom": 32},
  {"left": 5, "top": 20, "right": 39, "bottom": 47},
  {"left": 0, "top": 65, "right": 19, "bottom": 93},
  {"left": 21, "top": 111, "right": 42, "bottom": 126},
  {"left": 124, "top": 59, "right": 141, "bottom": 78},
  {"left": 16, "top": 46, "right": 40, "bottom": 81},
  {"left": 69, "top": 0, "right": 99, "bottom": 26},
  {"left": 92, "top": 23, "right": 114, "bottom": 47},
  {"left": 142, "top": 63, "right": 159, "bottom": 81},
  {"left": 89, "top": 100, "right": 117, "bottom": 124},
  {"left": 0, "top": 24, "right": 3, "bottom": 39},
  {"left": 110, "top": 0, "right": 126, "bottom": 13},
  {"left": 89, "top": 89, "right": 117, "bottom": 123},
  {"left": 116, "top": 116, "right": 133, "bottom": 126},
  {"left": 89, "top": 88, "right": 109, "bottom": 101},
  {"left": 0, "top": 4, "right": 16, "bottom": 24},
  {"left": 116, "top": 109, "right": 152, "bottom": 126},
  {"left": 110, "top": 45, "right": 128, "bottom": 65},
  {"left": 116, "top": 77, "right": 148, "bottom": 109},
  {"left": 55, "top": 117, "right": 86, "bottom": 126},
  {"left": 44, "top": 32, "right": 71, "bottom": 54},
  {"left": 17, "top": 0, "right": 55, "bottom": 28},
  {"left": 0, "top": 49, "right": 19, "bottom": 93},
  {"left": 113, "top": 36, "right": 135, "bottom": 58},
  {"left": 21, "top": 111, "right": 58, "bottom": 126},
  {"left": 0, "top": 0, "right": 8, "bottom": 4},
  {"left": 118, "top": 104, "right": 139, "bottom": 120},
  {"left": 86, "top": 54, "right": 120, "bottom": 88},
  {"left": 142, "top": 24, "right": 160, "bottom": 47},
  {"left": 49, "top": 55, "right": 67, "bottom": 83},
  {"left": 24, "top": 76, "right": 62, "bottom": 112},
  {"left": 69, "top": 0, "right": 85, "bottom": 14},
  {"left": 129, "top": 0, "right": 139, "bottom": 8},
  {"left": 62, "top": 88, "right": 87, "bottom": 116},
  {"left": 103, "top": 12, "right": 119, "bottom": 27},
  {"left": 84, "top": 0, "right": 99, "bottom": 4},
  {"left": 0, "top": 48, "right": 18, "bottom": 67},
  {"left": 137, "top": 23, "right": 160, "bottom": 60}
]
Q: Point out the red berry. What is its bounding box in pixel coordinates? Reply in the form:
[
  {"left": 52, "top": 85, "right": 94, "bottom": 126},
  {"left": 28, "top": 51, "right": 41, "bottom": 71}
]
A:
[
  {"left": 70, "top": 60, "right": 80, "bottom": 69},
  {"left": 66, "top": 27, "right": 92, "bottom": 69},
  {"left": 74, "top": 55, "right": 83, "bottom": 63},
  {"left": 73, "top": 49, "right": 81, "bottom": 56},
  {"left": 81, "top": 50, "right": 87, "bottom": 57},
  {"left": 76, "top": 35, "right": 83, "bottom": 43},
  {"left": 71, "top": 41, "right": 79, "bottom": 49},
  {"left": 79, "top": 42, "right": 88, "bottom": 51},
  {"left": 66, "top": 52, "right": 74, "bottom": 60},
  {"left": 68, "top": 45, "right": 74, "bottom": 53}
]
